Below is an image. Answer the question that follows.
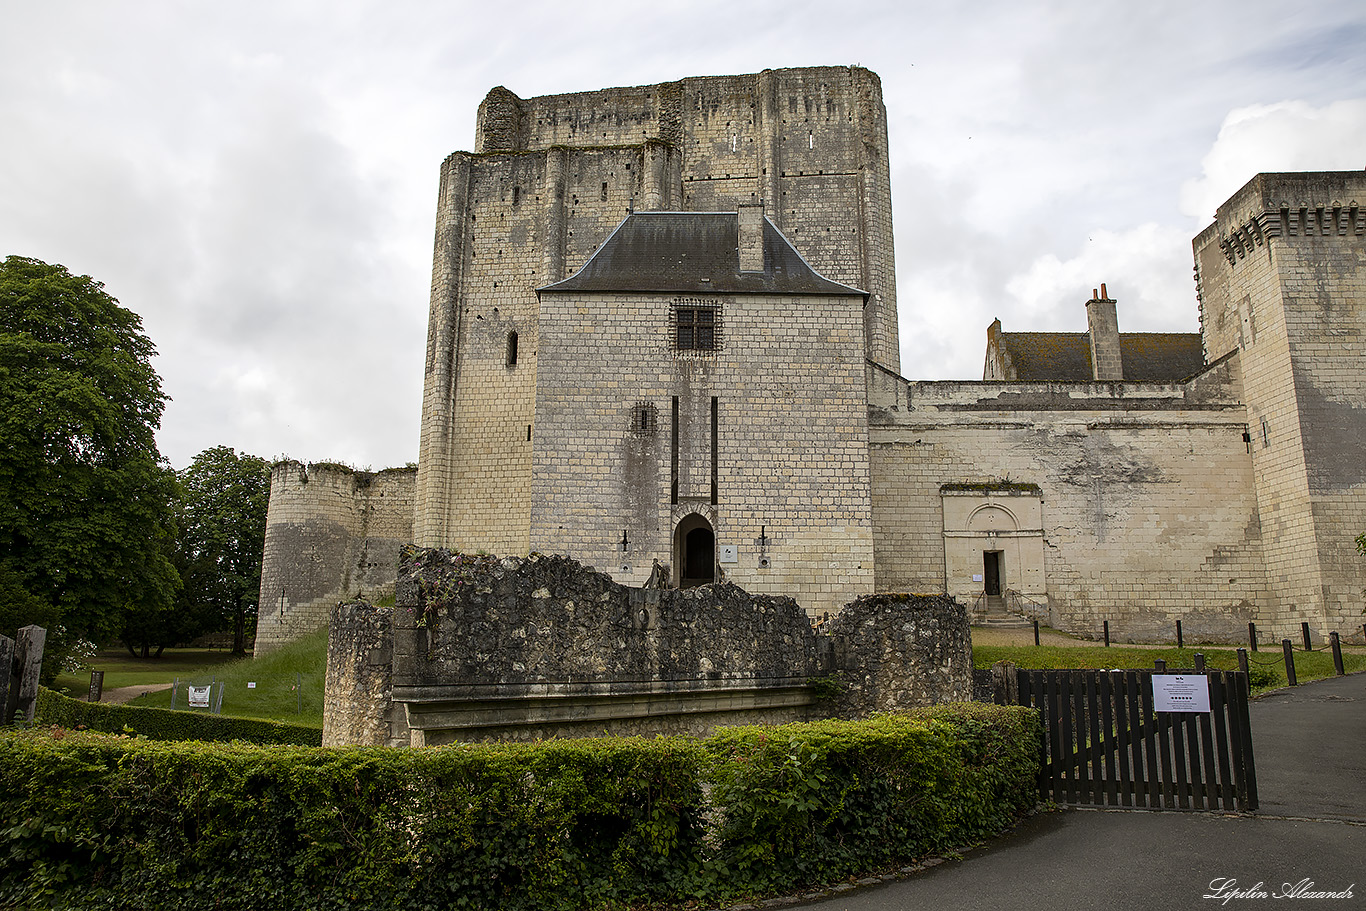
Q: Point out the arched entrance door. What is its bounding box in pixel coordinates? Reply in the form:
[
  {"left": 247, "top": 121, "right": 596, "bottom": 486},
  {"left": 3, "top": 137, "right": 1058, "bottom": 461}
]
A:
[{"left": 674, "top": 514, "right": 715, "bottom": 588}]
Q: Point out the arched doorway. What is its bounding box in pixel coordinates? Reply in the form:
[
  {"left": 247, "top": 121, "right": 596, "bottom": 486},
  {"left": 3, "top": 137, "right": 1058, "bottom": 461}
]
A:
[{"left": 674, "top": 514, "right": 715, "bottom": 588}]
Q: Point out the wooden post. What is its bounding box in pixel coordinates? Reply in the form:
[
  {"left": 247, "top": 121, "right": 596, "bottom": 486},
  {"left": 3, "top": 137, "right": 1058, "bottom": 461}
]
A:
[
  {"left": 1248, "top": 622, "right": 1258, "bottom": 652},
  {"left": 1330, "top": 632, "right": 1344, "bottom": 676},
  {"left": 1237, "top": 647, "right": 1249, "bottom": 676},
  {"left": 1176, "top": 620, "right": 1183, "bottom": 649},
  {"left": 1154, "top": 658, "right": 1167, "bottom": 673},
  {"left": 1033, "top": 619, "right": 1040, "bottom": 647},
  {"left": 990, "top": 660, "right": 1019, "bottom": 706},
  {"left": 1103, "top": 620, "right": 1110, "bottom": 647},
  {"left": 1281, "top": 639, "right": 1297, "bottom": 686},
  {"left": 1301, "top": 622, "right": 1312, "bottom": 652},
  {"left": 1194, "top": 653, "right": 1205, "bottom": 672}
]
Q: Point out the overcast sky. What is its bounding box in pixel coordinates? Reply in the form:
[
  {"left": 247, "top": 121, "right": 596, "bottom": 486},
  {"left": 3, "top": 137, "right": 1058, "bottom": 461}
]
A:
[{"left": 2, "top": 1, "right": 1363, "bottom": 471}]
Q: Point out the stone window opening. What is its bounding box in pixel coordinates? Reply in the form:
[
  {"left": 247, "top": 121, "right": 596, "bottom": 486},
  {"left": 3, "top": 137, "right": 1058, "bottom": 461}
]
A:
[
  {"left": 506, "top": 331, "right": 518, "bottom": 367},
  {"left": 674, "top": 299, "right": 719, "bottom": 352},
  {"left": 630, "top": 402, "right": 656, "bottom": 434},
  {"left": 600, "top": 181, "right": 608, "bottom": 202},
  {"left": 512, "top": 186, "right": 520, "bottom": 206}
]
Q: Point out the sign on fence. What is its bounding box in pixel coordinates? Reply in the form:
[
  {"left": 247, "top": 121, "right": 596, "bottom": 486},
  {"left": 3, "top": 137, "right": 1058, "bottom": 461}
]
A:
[
  {"left": 1152, "top": 674, "right": 1211, "bottom": 712},
  {"left": 187, "top": 685, "right": 211, "bottom": 708}
]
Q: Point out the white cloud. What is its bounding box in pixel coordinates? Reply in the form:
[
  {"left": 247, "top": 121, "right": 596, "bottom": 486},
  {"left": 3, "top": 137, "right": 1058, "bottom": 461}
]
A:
[
  {"left": 1180, "top": 99, "right": 1366, "bottom": 222},
  {"left": 1003, "top": 223, "right": 1197, "bottom": 333}
]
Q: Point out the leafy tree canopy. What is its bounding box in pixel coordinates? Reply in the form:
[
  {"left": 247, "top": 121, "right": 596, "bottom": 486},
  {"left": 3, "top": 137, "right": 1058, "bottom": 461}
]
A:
[
  {"left": 168, "top": 446, "right": 270, "bottom": 657},
  {"left": 0, "top": 255, "right": 179, "bottom": 650}
]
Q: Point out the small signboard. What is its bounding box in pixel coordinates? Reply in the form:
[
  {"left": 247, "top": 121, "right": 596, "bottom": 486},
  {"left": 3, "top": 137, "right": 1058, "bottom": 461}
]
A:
[
  {"left": 719, "top": 545, "right": 738, "bottom": 564},
  {"left": 188, "top": 685, "right": 212, "bottom": 708},
  {"left": 247, "top": 682, "right": 256, "bottom": 689},
  {"left": 1152, "top": 674, "right": 1211, "bottom": 713}
]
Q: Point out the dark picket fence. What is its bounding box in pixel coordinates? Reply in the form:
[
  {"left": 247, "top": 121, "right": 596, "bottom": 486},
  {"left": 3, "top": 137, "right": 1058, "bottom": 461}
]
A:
[{"left": 996, "top": 666, "right": 1257, "bottom": 813}]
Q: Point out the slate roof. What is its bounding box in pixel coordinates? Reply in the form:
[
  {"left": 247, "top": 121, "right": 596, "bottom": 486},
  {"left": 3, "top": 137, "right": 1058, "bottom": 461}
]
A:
[
  {"left": 1000, "top": 331, "right": 1205, "bottom": 383},
  {"left": 539, "top": 212, "right": 867, "bottom": 298}
]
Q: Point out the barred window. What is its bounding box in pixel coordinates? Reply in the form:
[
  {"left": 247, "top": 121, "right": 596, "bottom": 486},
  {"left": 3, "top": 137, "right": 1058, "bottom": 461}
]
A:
[{"left": 676, "top": 305, "right": 717, "bottom": 351}]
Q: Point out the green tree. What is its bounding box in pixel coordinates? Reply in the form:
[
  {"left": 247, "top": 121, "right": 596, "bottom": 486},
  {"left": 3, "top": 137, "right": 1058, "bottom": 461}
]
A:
[
  {"left": 0, "top": 256, "right": 179, "bottom": 668},
  {"left": 172, "top": 446, "right": 270, "bottom": 657}
]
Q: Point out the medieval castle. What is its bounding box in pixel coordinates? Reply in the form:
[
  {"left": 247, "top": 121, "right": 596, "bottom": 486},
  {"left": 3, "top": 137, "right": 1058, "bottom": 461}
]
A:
[{"left": 256, "top": 66, "right": 1366, "bottom": 656}]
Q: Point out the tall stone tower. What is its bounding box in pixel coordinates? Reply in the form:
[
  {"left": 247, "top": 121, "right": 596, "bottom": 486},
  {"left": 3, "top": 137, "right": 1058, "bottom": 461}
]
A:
[
  {"left": 414, "top": 67, "right": 899, "bottom": 562},
  {"left": 1193, "top": 171, "right": 1366, "bottom": 632}
]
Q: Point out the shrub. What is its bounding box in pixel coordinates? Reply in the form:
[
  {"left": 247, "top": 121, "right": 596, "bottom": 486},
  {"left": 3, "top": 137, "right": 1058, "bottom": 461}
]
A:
[
  {"left": 0, "top": 704, "right": 1039, "bottom": 910},
  {"left": 33, "top": 687, "right": 322, "bottom": 746}
]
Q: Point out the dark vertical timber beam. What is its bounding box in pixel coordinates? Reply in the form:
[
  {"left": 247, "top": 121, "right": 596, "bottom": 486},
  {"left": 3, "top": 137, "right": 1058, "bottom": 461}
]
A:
[
  {"left": 710, "top": 397, "right": 718, "bottom": 505},
  {"left": 670, "top": 397, "right": 679, "bottom": 505}
]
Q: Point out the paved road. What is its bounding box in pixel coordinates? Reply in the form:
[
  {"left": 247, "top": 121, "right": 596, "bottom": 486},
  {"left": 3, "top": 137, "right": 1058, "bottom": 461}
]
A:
[{"left": 786, "top": 673, "right": 1365, "bottom": 910}]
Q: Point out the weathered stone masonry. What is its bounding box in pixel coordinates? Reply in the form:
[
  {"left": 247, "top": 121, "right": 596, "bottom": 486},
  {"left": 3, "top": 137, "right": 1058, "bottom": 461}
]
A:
[{"left": 323, "top": 548, "right": 972, "bottom": 747}]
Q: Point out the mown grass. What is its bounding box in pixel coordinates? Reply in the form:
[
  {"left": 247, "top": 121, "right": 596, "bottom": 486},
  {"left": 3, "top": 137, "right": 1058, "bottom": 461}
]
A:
[
  {"left": 974, "top": 643, "right": 1366, "bottom": 694},
  {"left": 123, "top": 628, "right": 328, "bottom": 726},
  {"left": 54, "top": 648, "right": 240, "bottom": 694}
]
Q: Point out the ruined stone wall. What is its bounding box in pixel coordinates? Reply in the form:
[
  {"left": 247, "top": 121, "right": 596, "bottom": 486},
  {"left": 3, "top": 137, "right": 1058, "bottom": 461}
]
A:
[
  {"left": 322, "top": 601, "right": 406, "bottom": 747},
  {"left": 323, "top": 548, "right": 969, "bottom": 746},
  {"left": 1194, "top": 171, "right": 1366, "bottom": 635},
  {"left": 255, "top": 462, "right": 415, "bottom": 655},
  {"left": 868, "top": 369, "right": 1270, "bottom": 642},
  {"left": 828, "top": 593, "right": 972, "bottom": 714},
  {"left": 530, "top": 289, "right": 874, "bottom": 618}
]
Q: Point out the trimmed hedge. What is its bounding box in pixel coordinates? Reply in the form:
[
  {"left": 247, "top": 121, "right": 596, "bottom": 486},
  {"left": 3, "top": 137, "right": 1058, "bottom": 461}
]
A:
[
  {"left": 0, "top": 703, "right": 1038, "bottom": 910},
  {"left": 33, "top": 687, "right": 323, "bottom": 746}
]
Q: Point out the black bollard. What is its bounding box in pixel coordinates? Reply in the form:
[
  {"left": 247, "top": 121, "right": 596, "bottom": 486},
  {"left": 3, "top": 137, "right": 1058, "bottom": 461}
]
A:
[
  {"left": 1176, "top": 619, "right": 1183, "bottom": 649},
  {"left": 1104, "top": 620, "right": 1110, "bottom": 647},
  {"left": 1194, "top": 653, "right": 1205, "bottom": 672},
  {"left": 1154, "top": 658, "right": 1167, "bottom": 673},
  {"left": 1249, "top": 621, "right": 1258, "bottom": 652},
  {"left": 1302, "top": 622, "right": 1312, "bottom": 652},
  {"left": 1282, "top": 639, "right": 1297, "bottom": 686},
  {"left": 1033, "top": 619, "right": 1040, "bottom": 647},
  {"left": 1237, "top": 647, "right": 1249, "bottom": 677},
  {"left": 1331, "top": 632, "right": 1344, "bottom": 676}
]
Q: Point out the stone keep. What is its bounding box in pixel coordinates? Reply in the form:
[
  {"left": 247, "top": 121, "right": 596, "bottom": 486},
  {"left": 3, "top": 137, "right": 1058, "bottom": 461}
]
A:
[{"left": 257, "top": 62, "right": 1366, "bottom": 653}]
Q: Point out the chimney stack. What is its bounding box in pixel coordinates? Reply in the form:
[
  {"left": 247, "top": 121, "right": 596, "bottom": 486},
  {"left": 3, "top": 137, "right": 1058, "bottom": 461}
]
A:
[
  {"left": 739, "top": 205, "right": 765, "bottom": 272},
  {"left": 1086, "top": 283, "right": 1123, "bottom": 381}
]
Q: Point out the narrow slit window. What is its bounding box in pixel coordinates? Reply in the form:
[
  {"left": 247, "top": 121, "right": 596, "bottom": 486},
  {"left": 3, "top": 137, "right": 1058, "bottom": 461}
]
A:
[
  {"left": 512, "top": 186, "right": 520, "bottom": 206},
  {"left": 506, "top": 331, "right": 518, "bottom": 367},
  {"left": 600, "top": 182, "right": 608, "bottom": 201}
]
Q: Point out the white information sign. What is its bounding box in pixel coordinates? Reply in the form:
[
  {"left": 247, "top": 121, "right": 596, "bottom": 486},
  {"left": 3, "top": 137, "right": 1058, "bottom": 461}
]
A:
[
  {"left": 972, "top": 574, "right": 983, "bottom": 582},
  {"left": 720, "top": 545, "right": 738, "bottom": 564},
  {"left": 1152, "top": 675, "right": 1211, "bottom": 713},
  {"left": 247, "top": 682, "right": 256, "bottom": 689},
  {"left": 188, "top": 685, "right": 211, "bottom": 708}
]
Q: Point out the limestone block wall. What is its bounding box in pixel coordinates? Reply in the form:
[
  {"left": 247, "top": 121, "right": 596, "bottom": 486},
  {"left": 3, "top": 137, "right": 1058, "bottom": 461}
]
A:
[
  {"left": 869, "top": 374, "right": 1269, "bottom": 642},
  {"left": 255, "top": 462, "right": 415, "bottom": 655},
  {"left": 1194, "top": 171, "right": 1366, "bottom": 633},
  {"left": 467, "top": 66, "right": 898, "bottom": 371},
  {"left": 530, "top": 289, "right": 874, "bottom": 618},
  {"left": 416, "top": 68, "right": 900, "bottom": 553}
]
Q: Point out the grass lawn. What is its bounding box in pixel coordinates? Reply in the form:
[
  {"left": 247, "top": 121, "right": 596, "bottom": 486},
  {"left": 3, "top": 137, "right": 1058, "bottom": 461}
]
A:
[
  {"left": 973, "top": 632, "right": 1366, "bottom": 694},
  {"left": 127, "top": 628, "right": 328, "bottom": 726},
  {"left": 53, "top": 648, "right": 242, "bottom": 694}
]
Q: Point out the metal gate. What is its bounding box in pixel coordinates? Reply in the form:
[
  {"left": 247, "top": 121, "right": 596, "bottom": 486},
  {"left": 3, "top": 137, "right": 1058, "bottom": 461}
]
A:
[{"left": 1002, "top": 667, "right": 1257, "bottom": 812}]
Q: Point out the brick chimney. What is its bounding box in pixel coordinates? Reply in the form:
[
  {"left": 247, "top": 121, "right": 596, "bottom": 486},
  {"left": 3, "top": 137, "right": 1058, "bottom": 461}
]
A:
[
  {"left": 1086, "top": 283, "right": 1123, "bottom": 381},
  {"left": 739, "top": 205, "right": 765, "bottom": 272}
]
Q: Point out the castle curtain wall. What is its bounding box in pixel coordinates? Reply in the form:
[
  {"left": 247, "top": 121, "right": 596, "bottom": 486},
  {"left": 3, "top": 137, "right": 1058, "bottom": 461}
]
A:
[{"left": 869, "top": 376, "right": 1270, "bottom": 641}]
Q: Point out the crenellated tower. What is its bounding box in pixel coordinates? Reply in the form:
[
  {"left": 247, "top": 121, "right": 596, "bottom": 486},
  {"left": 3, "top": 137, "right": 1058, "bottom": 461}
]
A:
[{"left": 1194, "top": 171, "right": 1366, "bottom": 633}]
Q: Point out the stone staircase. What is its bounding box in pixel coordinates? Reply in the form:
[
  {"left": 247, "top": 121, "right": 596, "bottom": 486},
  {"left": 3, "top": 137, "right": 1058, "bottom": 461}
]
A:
[{"left": 974, "top": 592, "right": 1034, "bottom": 629}]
